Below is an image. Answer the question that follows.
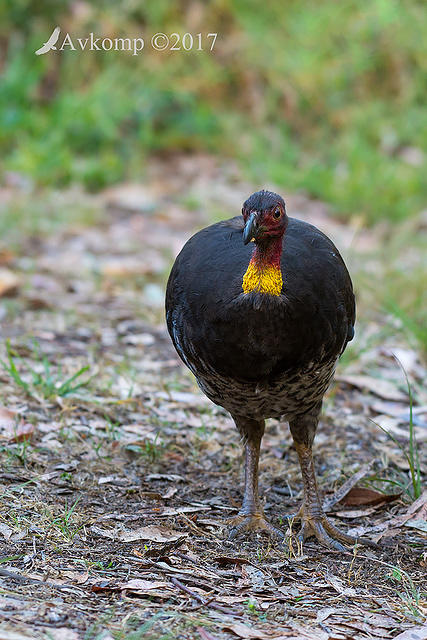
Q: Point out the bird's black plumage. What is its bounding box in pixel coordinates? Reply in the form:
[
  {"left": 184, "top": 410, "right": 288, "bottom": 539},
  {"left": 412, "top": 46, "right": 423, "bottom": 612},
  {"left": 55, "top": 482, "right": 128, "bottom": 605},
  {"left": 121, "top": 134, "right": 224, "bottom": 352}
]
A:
[
  {"left": 166, "top": 215, "right": 354, "bottom": 416},
  {"left": 165, "top": 191, "right": 365, "bottom": 551}
]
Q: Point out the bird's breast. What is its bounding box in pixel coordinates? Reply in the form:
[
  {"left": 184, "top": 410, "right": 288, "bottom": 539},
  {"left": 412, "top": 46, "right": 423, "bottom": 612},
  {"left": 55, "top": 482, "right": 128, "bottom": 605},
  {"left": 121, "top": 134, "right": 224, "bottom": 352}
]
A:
[
  {"left": 242, "top": 260, "right": 283, "bottom": 296},
  {"left": 241, "top": 239, "right": 284, "bottom": 297}
]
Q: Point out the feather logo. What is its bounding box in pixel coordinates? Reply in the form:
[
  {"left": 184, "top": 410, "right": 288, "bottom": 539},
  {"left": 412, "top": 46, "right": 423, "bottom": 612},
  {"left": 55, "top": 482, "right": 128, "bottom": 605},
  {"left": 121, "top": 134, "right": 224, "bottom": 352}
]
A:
[{"left": 35, "top": 27, "right": 61, "bottom": 55}]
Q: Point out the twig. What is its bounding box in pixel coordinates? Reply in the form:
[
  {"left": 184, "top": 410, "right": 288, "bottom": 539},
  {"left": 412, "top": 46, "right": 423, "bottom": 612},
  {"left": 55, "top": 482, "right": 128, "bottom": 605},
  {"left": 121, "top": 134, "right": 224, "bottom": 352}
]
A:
[
  {"left": 197, "top": 627, "right": 220, "bottom": 640},
  {"left": 283, "top": 605, "right": 317, "bottom": 618},
  {"left": 323, "top": 461, "right": 375, "bottom": 511},
  {"left": 0, "top": 567, "right": 82, "bottom": 593},
  {"left": 192, "top": 595, "right": 217, "bottom": 611},
  {"left": 175, "top": 552, "right": 200, "bottom": 565},
  {"left": 170, "top": 577, "right": 236, "bottom": 615},
  {"left": 179, "top": 513, "right": 218, "bottom": 538}
]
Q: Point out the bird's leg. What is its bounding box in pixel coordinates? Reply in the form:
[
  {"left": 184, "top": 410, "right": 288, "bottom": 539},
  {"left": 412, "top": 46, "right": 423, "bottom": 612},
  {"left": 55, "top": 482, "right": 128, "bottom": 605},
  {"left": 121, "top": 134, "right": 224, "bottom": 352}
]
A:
[
  {"left": 241, "top": 431, "right": 262, "bottom": 515},
  {"left": 289, "top": 405, "right": 373, "bottom": 552},
  {"left": 228, "top": 416, "right": 284, "bottom": 540}
]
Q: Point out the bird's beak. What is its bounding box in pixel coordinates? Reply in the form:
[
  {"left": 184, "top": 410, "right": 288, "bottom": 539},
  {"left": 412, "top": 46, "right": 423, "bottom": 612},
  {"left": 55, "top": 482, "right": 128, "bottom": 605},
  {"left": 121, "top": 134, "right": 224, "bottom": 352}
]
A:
[{"left": 243, "top": 212, "right": 259, "bottom": 245}]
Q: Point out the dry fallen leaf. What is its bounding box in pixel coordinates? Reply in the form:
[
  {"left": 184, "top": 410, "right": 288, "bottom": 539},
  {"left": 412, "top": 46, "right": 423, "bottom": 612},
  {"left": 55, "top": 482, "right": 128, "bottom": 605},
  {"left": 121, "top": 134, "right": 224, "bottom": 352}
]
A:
[
  {"left": 0, "top": 268, "right": 20, "bottom": 297},
  {"left": 389, "top": 347, "right": 422, "bottom": 376},
  {"left": 91, "top": 524, "right": 187, "bottom": 543},
  {"left": 162, "top": 486, "right": 178, "bottom": 499},
  {"left": 371, "top": 400, "right": 408, "bottom": 417},
  {"left": 372, "top": 415, "right": 427, "bottom": 443},
  {"left": 90, "top": 581, "right": 118, "bottom": 593},
  {"left": 335, "top": 506, "right": 378, "bottom": 519},
  {"left": 404, "top": 519, "right": 427, "bottom": 534},
  {"left": 0, "top": 631, "right": 38, "bottom": 640},
  {"left": 339, "top": 487, "right": 401, "bottom": 507},
  {"left": 336, "top": 374, "right": 407, "bottom": 401},
  {"left": 61, "top": 570, "right": 89, "bottom": 585},
  {"left": 377, "top": 490, "right": 427, "bottom": 540},
  {"left": 120, "top": 579, "right": 170, "bottom": 592},
  {"left": 197, "top": 627, "right": 220, "bottom": 640},
  {"left": 215, "top": 595, "right": 256, "bottom": 604},
  {"left": 0, "top": 407, "right": 35, "bottom": 443},
  {"left": 223, "top": 622, "right": 271, "bottom": 639},
  {"left": 327, "top": 575, "right": 357, "bottom": 597},
  {"left": 392, "top": 626, "right": 427, "bottom": 640},
  {"left": 120, "top": 525, "right": 188, "bottom": 542},
  {"left": 9, "top": 422, "right": 35, "bottom": 443},
  {"left": 242, "top": 565, "right": 267, "bottom": 591},
  {"left": 0, "top": 523, "right": 13, "bottom": 540},
  {"left": 143, "top": 506, "right": 210, "bottom": 517},
  {"left": 45, "top": 629, "right": 81, "bottom": 640},
  {"left": 316, "top": 607, "right": 336, "bottom": 623},
  {"left": 145, "top": 473, "right": 185, "bottom": 482},
  {"left": 0, "top": 406, "right": 18, "bottom": 434}
]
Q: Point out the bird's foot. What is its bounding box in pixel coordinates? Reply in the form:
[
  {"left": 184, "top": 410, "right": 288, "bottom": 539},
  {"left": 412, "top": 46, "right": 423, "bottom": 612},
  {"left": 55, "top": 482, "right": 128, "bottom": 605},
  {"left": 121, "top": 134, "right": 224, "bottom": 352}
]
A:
[
  {"left": 228, "top": 512, "right": 285, "bottom": 541},
  {"left": 287, "top": 506, "right": 377, "bottom": 552}
]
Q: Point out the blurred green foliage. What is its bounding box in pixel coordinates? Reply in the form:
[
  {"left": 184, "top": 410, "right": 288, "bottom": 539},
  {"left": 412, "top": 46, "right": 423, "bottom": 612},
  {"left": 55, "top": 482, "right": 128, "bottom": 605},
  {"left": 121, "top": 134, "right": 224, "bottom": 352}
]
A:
[{"left": 1, "top": 0, "right": 426, "bottom": 223}]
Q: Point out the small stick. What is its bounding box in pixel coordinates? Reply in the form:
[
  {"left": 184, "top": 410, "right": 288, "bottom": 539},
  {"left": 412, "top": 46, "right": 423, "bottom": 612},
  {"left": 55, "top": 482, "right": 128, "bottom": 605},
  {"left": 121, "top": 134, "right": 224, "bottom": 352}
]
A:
[
  {"left": 197, "top": 627, "right": 220, "bottom": 640},
  {"left": 179, "top": 513, "right": 217, "bottom": 538},
  {"left": 323, "top": 461, "right": 375, "bottom": 511},
  {"left": 170, "top": 577, "right": 235, "bottom": 615},
  {"left": 0, "top": 567, "right": 82, "bottom": 593}
]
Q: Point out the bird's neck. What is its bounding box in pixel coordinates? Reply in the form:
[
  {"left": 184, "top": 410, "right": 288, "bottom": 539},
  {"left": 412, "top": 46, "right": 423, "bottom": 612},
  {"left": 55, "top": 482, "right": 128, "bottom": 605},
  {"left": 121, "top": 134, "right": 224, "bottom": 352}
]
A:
[{"left": 242, "top": 236, "right": 283, "bottom": 296}]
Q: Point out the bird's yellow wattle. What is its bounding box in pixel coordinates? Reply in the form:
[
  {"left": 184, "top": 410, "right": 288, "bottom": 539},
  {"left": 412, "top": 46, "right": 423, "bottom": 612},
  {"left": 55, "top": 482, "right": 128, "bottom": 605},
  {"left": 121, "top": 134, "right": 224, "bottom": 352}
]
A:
[{"left": 242, "top": 261, "right": 283, "bottom": 296}]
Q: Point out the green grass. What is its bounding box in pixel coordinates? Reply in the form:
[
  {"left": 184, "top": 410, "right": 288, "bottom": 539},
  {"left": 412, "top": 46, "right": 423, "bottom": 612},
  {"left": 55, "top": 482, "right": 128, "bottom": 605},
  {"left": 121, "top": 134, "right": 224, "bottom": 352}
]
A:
[
  {"left": 0, "top": 438, "right": 33, "bottom": 467},
  {"left": 83, "top": 610, "right": 175, "bottom": 640},
  {"left": 369, "top": 368, "right": 421, "bottom": 501},
  {"left": 387, "top": 565, "right": 426, "bottom": 620},
  {"left": 404, "top": 370, "right": 422, "bottom": 500},
  {"left": 125, "top": 432, "right": 165, "bottom": 464},
  {"left": 50, "top": 496, "right": 84, "bottom": 542},
  {"left": 1, "top": 339, "right": 92, "bottom": 401},
  {"left": 1, "top": 1, "right": 426, "bottom": 223}
]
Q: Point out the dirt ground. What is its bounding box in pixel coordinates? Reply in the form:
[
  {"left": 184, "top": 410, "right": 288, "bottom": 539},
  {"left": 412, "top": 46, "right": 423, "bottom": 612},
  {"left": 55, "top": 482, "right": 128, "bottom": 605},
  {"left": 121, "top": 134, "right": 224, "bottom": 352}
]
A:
[{"left": 0, "top": 157, "right": 426, "bottom": 640}]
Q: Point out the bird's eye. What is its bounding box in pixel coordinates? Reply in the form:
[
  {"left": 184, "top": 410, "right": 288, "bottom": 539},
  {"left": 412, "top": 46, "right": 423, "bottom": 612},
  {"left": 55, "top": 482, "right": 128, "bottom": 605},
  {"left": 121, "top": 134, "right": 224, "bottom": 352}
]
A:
[{"left": 273, "top": 208, "right": 282, "bottom": 219}]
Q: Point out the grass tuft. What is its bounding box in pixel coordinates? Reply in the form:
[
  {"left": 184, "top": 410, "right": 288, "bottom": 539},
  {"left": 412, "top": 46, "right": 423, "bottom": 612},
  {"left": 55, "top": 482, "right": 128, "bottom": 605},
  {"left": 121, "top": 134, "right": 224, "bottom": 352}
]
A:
[
  {"left": 369, "top": 361, "right": 421, "bottom": 501},
  {"left": 1, "top": 339, "right": 92, "bottom": 401}
]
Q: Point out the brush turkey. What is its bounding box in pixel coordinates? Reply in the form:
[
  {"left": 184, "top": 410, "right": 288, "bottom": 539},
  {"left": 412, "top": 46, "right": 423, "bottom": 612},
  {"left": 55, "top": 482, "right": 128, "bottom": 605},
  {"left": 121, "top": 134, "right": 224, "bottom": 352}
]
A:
[{"left": 166, "top": 190, "right": 373, "bottom": 551}]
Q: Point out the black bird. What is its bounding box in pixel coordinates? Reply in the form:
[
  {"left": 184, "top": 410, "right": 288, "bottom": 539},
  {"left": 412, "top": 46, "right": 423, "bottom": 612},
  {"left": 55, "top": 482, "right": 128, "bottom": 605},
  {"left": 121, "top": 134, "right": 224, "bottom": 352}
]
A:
[{"left": 166, "top": 190, "right": 369, "bottom": 551}]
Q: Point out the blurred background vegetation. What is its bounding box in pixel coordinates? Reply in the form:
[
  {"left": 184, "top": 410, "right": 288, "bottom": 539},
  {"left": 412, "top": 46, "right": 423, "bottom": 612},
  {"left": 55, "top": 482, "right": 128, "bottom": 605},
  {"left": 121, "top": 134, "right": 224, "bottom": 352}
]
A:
[
  {"left": 1, "top": 0, "right": 426, "bottom": 223},
  {"left": 0, "top": 0, "right": 426, "bottom": 355}
]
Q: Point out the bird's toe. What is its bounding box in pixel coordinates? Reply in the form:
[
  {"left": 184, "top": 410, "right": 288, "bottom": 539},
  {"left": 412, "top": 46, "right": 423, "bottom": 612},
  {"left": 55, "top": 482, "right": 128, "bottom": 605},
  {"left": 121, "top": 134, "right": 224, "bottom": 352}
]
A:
[
  {"left": 309, "top": 518, "right": 348, "bottom": 552},
  {"left": 286, "top": 507, "right": 377, "bottom": 552},
  {"left": 228, "top": 513, "right": 285, "bottom": 541},
  {"left": 322, "top": 518, "right": 378, "bottom": 549}
]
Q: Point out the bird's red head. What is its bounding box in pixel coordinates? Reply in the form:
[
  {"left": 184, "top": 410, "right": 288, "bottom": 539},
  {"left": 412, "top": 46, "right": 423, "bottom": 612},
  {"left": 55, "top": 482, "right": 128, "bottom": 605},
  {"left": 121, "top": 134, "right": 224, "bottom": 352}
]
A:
[{"left": 242, "top": 190, "right": 288, "bottom": 246}]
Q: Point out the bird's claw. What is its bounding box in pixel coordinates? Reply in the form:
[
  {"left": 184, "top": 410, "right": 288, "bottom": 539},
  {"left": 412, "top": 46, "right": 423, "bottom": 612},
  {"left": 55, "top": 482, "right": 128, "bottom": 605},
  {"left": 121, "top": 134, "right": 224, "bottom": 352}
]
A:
[
  {"left": 286, "top": 508, "right": 378, "bottom": 552},
  {"left": 228, "top": 512, "right": 286, "bottom": 541}
]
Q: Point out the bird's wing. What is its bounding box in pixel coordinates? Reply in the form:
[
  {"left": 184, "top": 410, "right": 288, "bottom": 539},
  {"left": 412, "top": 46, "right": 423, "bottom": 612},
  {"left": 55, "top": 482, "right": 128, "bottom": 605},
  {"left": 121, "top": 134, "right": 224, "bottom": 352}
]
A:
[
  {"left": 35, "top": 27, "right": 60, "bottom": 55},
  {"left": 35, "top": 43, "right": 50, "bottom": 55},
  {"left": 49, "top": 27, "right": 61, "bottom": 45}
]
